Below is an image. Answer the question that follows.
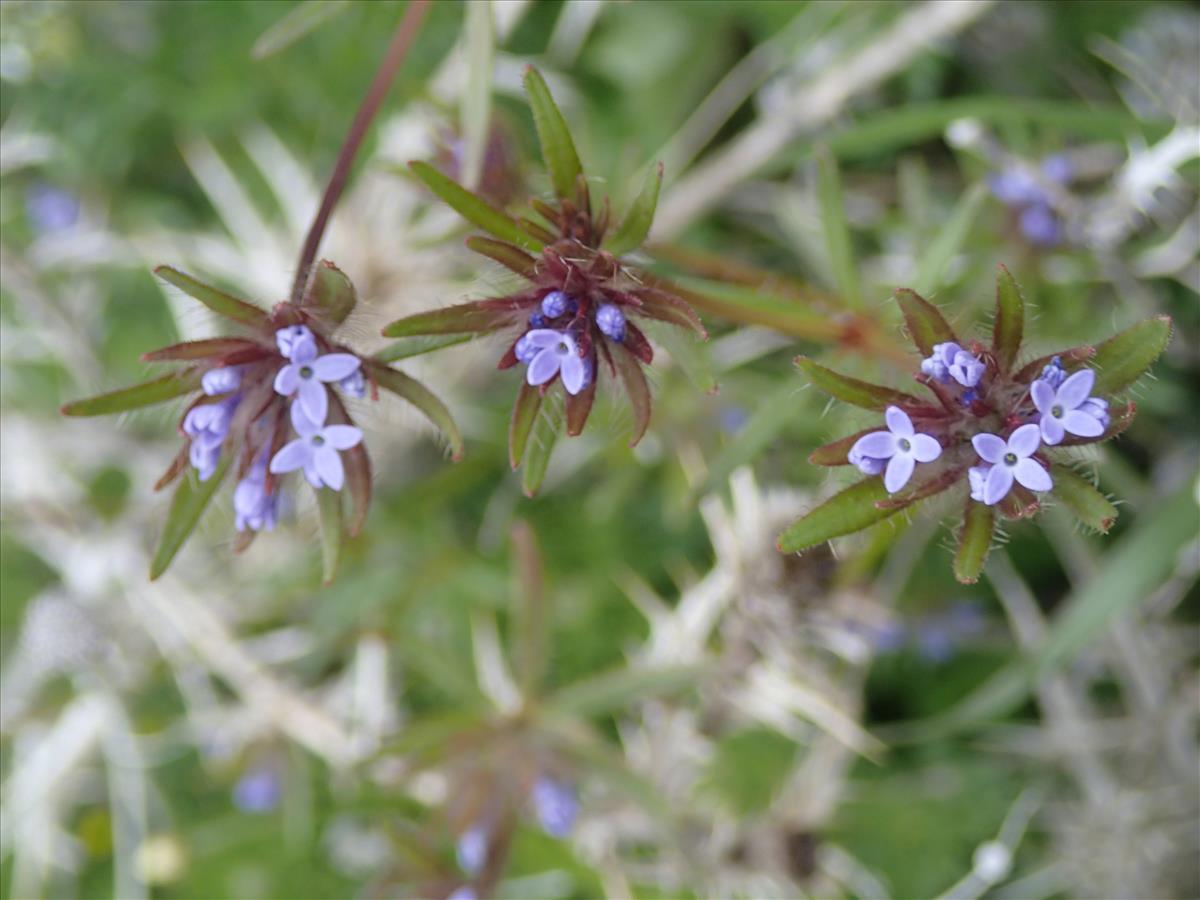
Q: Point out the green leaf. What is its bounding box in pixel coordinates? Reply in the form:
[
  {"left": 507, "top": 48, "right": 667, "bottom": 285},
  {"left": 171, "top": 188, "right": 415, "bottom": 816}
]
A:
[
  {"left": 251, "top": 0, "right": 350, "bottom": 59},
  {"left": 895, "top": 288, "right": 958, "bottom": 356},
  {"left": 509, "top": 381, "right": 542, "bottom": 469},
  {"left": 459, "top": 0, "right": 493, "bottom": 193},
  {"left": 545, "top": 665, "right": 702, "bottom": 718},
  {"left": 464, "top": 236, "right": 538, "bottom": 279},
  {"left": 992, "top": 264, "right": 1024, "bottom": 373},
  {"left": 954, "top": 500, "right": 995, "bottom": 585},
  {"left": 667, "top": 276, "right": 843, "bottom": 342},
  {"left": 1089, "top": 315, "right": 1172, "bottom": 396},
  {"left": 522, "top": 66, "right": 583, "bottom": 199},
  {"left": 61, "top": 369, "right": 203, "bottom": 417},
  {"left": 777, "top": 477, "right": 908, "bottom": 553},
  {"left": 301, "top": 259, "right": 356, "bottom": 325},
  {"left": 409, "top": 161, "right": 542, "bottom": 251},
  {"left": 510, "top": 521, "right": 547, "bottom": 700},
  {"left": 368, "top": 363, "right": 464, "bottom": 460},
  {"left": 521, "top": 401, "right": 560, "bottom": 498},
  {"left": 605, "top": 162, "right": 662, "bottom": 257},
  {"left": 911, "top": 182, "right": 987, "bottom": 295},
  {"left": 373, "top": 333, "right": 475, "bottom": 363},
  {"left": 1050, "top": 466, "right": 1118, "bottom": 534},
  {"left": 815, "top": 144, "right": 862, "bottom": 309},
  {"left": 141, "top": 338, "right": 260, "bottom": 363},
  {"left": 154, "top": 266, "right": 269, "bottom": 327},
  {"left": 794, "top": 357, "right": 921, "bottom": 411},
  {"left": 381, "top": 301, "right": 513, "bottom": 338},
  {"left": 809, "top": 429, "right": 876, "bottom": 466},
  {"left": 149, "top": 456, "right": 231, "bottom": 580},
  {"left": 315, "top": 487, "right": 342, "bottom": 585}
]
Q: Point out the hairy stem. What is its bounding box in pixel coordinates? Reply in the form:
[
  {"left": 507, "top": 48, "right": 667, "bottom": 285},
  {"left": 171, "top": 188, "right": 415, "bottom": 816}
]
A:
[{"left": 290, "top": 0, "right": 431, "bottom": 304}]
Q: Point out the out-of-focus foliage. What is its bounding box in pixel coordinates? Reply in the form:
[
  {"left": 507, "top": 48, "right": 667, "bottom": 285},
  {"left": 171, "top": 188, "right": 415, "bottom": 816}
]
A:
[{"left": 2, "top": 2, "right": 1197, "bottom": 899}]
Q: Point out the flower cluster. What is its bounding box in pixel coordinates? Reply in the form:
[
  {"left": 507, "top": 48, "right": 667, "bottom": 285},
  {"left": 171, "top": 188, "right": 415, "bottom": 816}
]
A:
[
  {"left": 62, "top": 261, "right": 461, "bottom": 581},
  {"left": 987, "top": 154, "right": 1072, "bottom": 247},
  {"left": 780, "top": 266, "right": 1171, "bottom": 583},
  {"left": 383, "top": 67, "right": 705, "bottom": 495}
]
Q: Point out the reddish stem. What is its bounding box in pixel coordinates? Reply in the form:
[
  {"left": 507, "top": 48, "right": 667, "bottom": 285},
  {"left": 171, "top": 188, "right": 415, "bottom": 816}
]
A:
[{"left": 289, "top": 0, "right": 431, "bottom": 304}]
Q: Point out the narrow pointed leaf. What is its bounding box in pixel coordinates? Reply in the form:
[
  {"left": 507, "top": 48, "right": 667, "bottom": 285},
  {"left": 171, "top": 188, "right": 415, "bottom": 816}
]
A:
[
  {"left": 1089, "top": 315, "right": 1172, "bottom": 396},
  {"left": 565, "top": 377, "right": 596, "bottom": 436},
  {"left": 459, "top": 0, "right": 493, "bottom": 193},
  {"left": 154, "top": 445, "right": 191, "bottom": 492},
  {"left": 154, "top": 266, "right": 269, "bottom": 327},
  {"left": 612, "top": 344, "right": 652, "bottom": 447},
  {"left": 522, "top": 66, "right": 583, "bottom": 199},
  {"left": 794, "top": 357, "right": 921, "bottom": 410},
  {"left": 367, "top": 362, "right": 464, "bottom": 460},
  {"left": 954, "top": 500, "right": 995, "bottom": 584},
  {"left": 1050, "top": 465, "right": 1118, "bottom": 533},
  {"left": 509, "top": 381, "right": 543, "bottom": 468},
  {"left": 251, "top": 0, "right": 350, "bottom": 58},
  {"left": 465, "top": 235, "right": 538, "bottom": 279},
  {"left": 809, "top": 429, "right": 878, "bottom": 466},
  {"left": 643, "top": 320, "right": 716, "bottom": 394},
  {"left": 62, "top": 369, "right": 203, "bottom": 417},
  {"left": 912, "top": 182, "right": 987, "bottom": 294},
  {"left": 815, "top": 144, "right": 862, "bottom": 309},
  {"left": 511, "top": 521, "right": 547, "bottom": 699},
  {"left": 374, "top": 334, "right": 475, "bottom": 362},
  {"left": 410, "top": 161, "right": 542, "bottom": 251},
  {"left": 521, "top": 403, "right": 560, "bottom": 498},
  {"left": 632, "top": 286, "right": 707, "bottom": 338},
  {"left": 141, "top": 338, "right": 261, "bottom": 362},
  {"left": 605, "top": 162, "right": 662, "bottom": 257},
  {"left": 382, "top": 301, "right": 514, "bottom": 338},
  {"left": 776, "top": 477, "right": 908, "bottom": 553},
  {"left": 315, "top": 487, "right": 342, "bottom": 585},
  {"left": 1015, "top": 345, "right": 1095, "bottom": 382},
  {"left": 992, "top": 264, "right": 1024, "bottom": 373},
  {"left": 895, "top": 289, "right": 958, "bottom": 356},
  {"left": 149, "top": 455, "right": 231, "bottom": 580},
  {"left": 301, "top": 259, "right": 356, "bottom": 325},
  {"left": 874, "top": 466, "right": 962, "bottom": 509}
]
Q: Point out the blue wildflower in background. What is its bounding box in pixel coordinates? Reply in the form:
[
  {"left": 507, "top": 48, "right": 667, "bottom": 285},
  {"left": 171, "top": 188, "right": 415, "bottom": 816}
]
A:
[
  {"left": 233, "top": 765, "right": 281, "bottom": 814},
  {"left": 532, "top": 776, "right": 578, "bottom": 839}
]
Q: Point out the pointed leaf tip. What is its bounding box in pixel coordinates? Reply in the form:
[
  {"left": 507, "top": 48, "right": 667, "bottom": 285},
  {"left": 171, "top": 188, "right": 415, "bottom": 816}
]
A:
[
  {"left": 522, "top": 66, "right": 583, "bottom": 200},
  {"left": 149, "top": 456, "right": 230, "bottom": 580},
  {"left": 409, "top": 160, "right": 542, "bottom": 251},
  {"left": 1051, "top": 466, "right": 1118, "bottom": 534},
  {"left": 154, "top": 266, "right": 268, "bottom": 327},
  {"left": 794, "top": 357, "right": 921, "bottom": 411},
  {"left": 62, "top": 369, "right": 203, "bottom": 417},
  {"left": 1089, "top": 315, "right": 1173, "bottom": 396},
  {"left": 776, "top": 477, "right": 909, "bottom": 553},
  {"left": 302, "top": 260, "right": 356, "bottom": 325},
  {"left": 992, "top": 264, "right": 1024, "bottom": 373},
  {"left": 895, "top": 288, "right": 958, "bottom": 356},
  {"left": 605, "top": 162, "right": 662, "bottom": 257}
]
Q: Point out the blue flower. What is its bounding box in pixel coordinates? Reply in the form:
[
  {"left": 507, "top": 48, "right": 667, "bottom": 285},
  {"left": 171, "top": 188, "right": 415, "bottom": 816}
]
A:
[
  {"left": 337, "top": 369, "right": 366, "bottom": 399},
  {"left": 948, "top": 349, "right": 985, "bottom": 388},
  {"left": 528, "top": 311, "right": 546, "bottom": 328},
  {"left": 1039, "top": 356, "right": 1066, "bottom": 389},
  {"left": 269, "top": 402, "right": 363, "bottom": 491},
  {"left": 1031, "top": 368, "right": 1105, "bottom": 445},
  {"left": 540, "top": 290, "right": 573, "bottom": 319},
  {"left": 1019, "top": 204, "right": 1062, "bottom": 247},
  {"left": 849, "top": 406, "right": 942, "bottom": 493},
  {"left": 971, "top": 425, "right": 1051, "bottom": 505},
  {"left": 447, "top": 889, "right": 476, "bottom": 900},
  {"left": 532, "top": 777, "right": 578, "bottom": 838},
  {"left": 183, "top": 396, "right": 238, "bottom": 480},
  {"left": 596, "top": 303, "right": 626, "bottom": 341},
  {"left": 275, "top": 325, "right": 315, "bottom": 359},
  {"left": 233, "top": 458, "right": 278, "bottom": 532},
  {"left": 522, "top": 329, "right": 589, "bottom": 395},
  {"left": 919, "top": 342, "right": 962, "bottom": 383},
  {"left": 456, "top": 825, "right": 488, "bottom": 875},
  {"left": 25, "top": 182, "right": 80, "bottom": 233},
  {"left": 987, "top": 168, "right": 1044, "bottom": 207},
  {"left": 968, "top": 465, "right": 990, "bottom": 503},
  {"left": 233, "top": 766, "right": 281, "bottom": 813},
  {"left": 273, "top": 333, "right": 360, "bottom": 425},
  {"left": 201, "top": 365, "right": 243, "bottom": 396}
]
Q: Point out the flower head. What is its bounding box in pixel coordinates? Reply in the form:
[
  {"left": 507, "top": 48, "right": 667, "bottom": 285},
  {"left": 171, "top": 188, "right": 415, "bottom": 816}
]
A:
[
  {"left": 275, "top": 324, "right": 315, "bottom": 359},
  {"left": 523, "top": 329, "right": 589, "bottom": 395},
  {"left": 849, "top": 406, "right": 942, "bottom": 493},
  {"left": 920, "top": 341, "right": 962, "bottom": 382},
  {"left": 233, "top": 458, "right": 278, "bottom": 532},
  {"left": 272, "top": 328, "right": 361, "bottom": 424},
  {"left": 337, "top": 369, "right": 366, "bottom": 399},
  {"left": 456, "top": 825, "right": 488, "bottom": 875},
  {"left": 948, "top": 349, "right": 985, "bottom": 387},
  {"left": 971, "top": 424, "right": 1052, "bottom": 505},
  {"left": 532, "top": 776, "right": 578, "bottom": 838},
  {"left": 201, "top": 365, "right": 243, "bottom": 396},
  {"left": 1031, "top": 368, "right": 1106, "bottom": 445},
  {"left": 269, "top": 401, "right": 363, "bottom": 491},
  {"left": 596, "top": 303, "right": 626, "bottom": 342}
]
